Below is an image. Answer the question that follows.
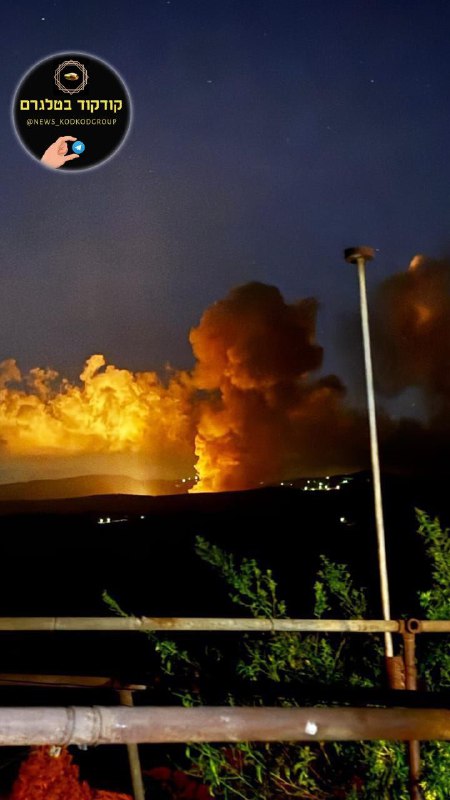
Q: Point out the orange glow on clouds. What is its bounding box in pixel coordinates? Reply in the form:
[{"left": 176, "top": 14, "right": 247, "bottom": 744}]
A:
[
  {"left": 0, "top": 353, "right": 194, "bottom": 473},
  {"left": 0, "top": 263, "right": 447, "bottom": 494}
]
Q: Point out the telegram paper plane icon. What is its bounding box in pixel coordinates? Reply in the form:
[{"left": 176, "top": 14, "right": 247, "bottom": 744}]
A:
[{"left": 72, "top": 141, "right": 86, "bottom": 154}]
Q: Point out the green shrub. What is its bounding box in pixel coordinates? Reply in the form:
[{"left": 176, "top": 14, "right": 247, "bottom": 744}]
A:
[{"left": 104, "top": 510, "right": 450, "bottom": 799}]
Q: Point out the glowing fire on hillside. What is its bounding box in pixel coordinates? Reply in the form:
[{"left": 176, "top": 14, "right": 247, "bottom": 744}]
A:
[{"left": 0, "top": 260, "right": 448, "bottom": 494}]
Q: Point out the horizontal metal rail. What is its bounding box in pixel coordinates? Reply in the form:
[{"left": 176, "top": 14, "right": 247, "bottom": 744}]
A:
[
  {"left": 0, "top": 676, "right": 448, "bottom": 709},
  {"left": 0, "top": 706, "right": 448, "bottom": 745},
  {"left": 0, "top": 617, "right": 447, "bottom": 632},
  {"left": 0, "top": 674, "right": 146, "bottom": 690}
]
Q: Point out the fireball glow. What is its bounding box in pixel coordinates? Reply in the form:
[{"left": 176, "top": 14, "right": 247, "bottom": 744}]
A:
[{"left": 0, "top": 266, "right": 447, "bottom": 493}]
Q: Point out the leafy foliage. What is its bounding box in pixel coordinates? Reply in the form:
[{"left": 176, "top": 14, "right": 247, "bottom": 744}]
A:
[
  {"left": 195, "top": 537, "right": 286, "bottom": 618},
  {"left": 415, "top": 511, "right": 450, "bottom": 692},
  {"left": 186, "top": 540, "right": 404, "bottom": 799},
  {"left": 102, "top": 590, "right": 194, "bottom": 676},
  {"left": 102, "top": 590, "right": 130, "bottom": 619},
  {"left": 104, "top": 510, "right": 450, "bottom": 799},
  {"left": 414, "top": 511, "right": 450, "bottom": 798},
  {"left": 416, "top": 509, "right": 450, "bottom": 622},
  {"left": 314, "top": 556, "right": 368, "bottom": 619}
]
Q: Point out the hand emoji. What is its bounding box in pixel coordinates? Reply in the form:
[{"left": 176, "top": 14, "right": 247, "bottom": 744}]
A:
[{"left": 41, "top": 136, "right": 80, "bottom": 169}]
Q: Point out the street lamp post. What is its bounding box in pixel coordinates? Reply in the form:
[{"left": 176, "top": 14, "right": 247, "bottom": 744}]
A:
[{"left": 344, "top": 247, "right": 393, "bottom": 659}]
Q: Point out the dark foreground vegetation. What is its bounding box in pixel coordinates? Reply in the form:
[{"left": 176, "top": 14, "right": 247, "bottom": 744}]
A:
[{"left": 0, "top": 473, "right": 447, "bottom": 797}]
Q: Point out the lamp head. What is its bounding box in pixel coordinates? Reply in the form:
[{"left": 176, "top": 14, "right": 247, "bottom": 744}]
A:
[{"left": 344, "top": 247, "right": 375, "bottom": 264}]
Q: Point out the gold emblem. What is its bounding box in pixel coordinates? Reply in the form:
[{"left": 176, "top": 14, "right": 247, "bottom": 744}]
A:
[{"left": 55, "top": 60, "right": 88, "bottom": 94}]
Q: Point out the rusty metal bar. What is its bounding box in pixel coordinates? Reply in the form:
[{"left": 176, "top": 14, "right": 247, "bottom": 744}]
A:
[
  {"left": 0, "top": 680, "right": 448, "bottom": 710},
  {"left": 404, "top": 635, "right": 418, "bottom": 693},
  {"left": 0, "top": 617, "right": 402, "bottom": 632},
  {"left": 0, "top": 616, "right": 446, "bottom": 634},
  {"left": 419, "top": 621, "right": 450, "bottom": 633},
  {"left": 119, "top": 691, "right": 146, "bottom": 800},
  {"left": 403, "top": 628, "right": 423, "bottom": 800},
  {"left": 0, "top": 706, "right": 448, "bottom": 745},
  {"left": 385, "top": 655, "right": 406, "bottom": 689},
  {"left": 0, "top": 674, "right": 146, "bottom": 690}
]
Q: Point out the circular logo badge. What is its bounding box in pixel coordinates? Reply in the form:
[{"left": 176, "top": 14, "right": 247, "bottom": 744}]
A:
[{"left": 12, "top": 53, "right": 131, "bottom": 171}]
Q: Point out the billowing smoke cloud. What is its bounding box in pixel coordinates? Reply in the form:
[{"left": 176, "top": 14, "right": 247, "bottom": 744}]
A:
[
  {"left": 190, "top": 282, "right": 367, "bottom": 491},
  {"left": 373, "top": 255, "right": 450, "bottom": 426},
  {"left": 0, "top": 354, "right": 195, "bottom": 481},
  {"left": 0, "top": 270, "right": 447, "bottom": 494}
]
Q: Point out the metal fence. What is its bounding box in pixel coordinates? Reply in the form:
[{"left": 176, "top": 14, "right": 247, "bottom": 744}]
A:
[{"left": 0, "top": 615, "right": 449, "bottom": 800}]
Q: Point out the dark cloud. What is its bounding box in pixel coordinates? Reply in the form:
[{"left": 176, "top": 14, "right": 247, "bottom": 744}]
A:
[{"left": 373, "top": 255, "right": 450, "bottom": 426}]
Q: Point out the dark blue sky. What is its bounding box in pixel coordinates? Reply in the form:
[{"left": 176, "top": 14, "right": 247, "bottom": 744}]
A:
[{"left": 2, "top": 0, "right": 450, "bottom": 409}]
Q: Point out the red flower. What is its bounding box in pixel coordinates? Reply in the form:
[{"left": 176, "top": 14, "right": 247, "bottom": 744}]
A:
[{"left": 10, "top": 747, "right": 132, "bottom": 800}]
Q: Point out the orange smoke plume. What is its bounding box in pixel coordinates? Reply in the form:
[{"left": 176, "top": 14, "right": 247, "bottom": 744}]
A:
[
  {"left": 190, "top": 282, "right": 366, "bottom": 491},
  {"left": 373, "top": 255, "right": 450, "bottom": 423},
  {"left": 0, "top": 271, "right": 447, "bottom": 494},
  {"left": 0, "top": 282, "right": 366, "bottom": 493}
]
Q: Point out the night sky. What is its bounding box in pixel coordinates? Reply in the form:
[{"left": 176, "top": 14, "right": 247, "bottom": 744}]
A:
[{"left": 2, "top": 0, "right": 450, "bottom": 410}]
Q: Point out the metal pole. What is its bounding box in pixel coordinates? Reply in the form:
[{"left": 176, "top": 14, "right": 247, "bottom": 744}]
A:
[
  {"left": 0, "top": 617, "right": 402, "bottom": 633},
  {"left": 344, "top": 247, "right": 393, "bottom": 659},
  {"left": 0, "top": 706, "right": 448, "bottom": 745},
  {"left": 402, "top": 625, "right": 423, "bottom": 800},
  {"left": 119, "top": 690, "right": 146, "bottom": 800},
  {"left": 0, "top": 615, "right": 446, "bottom": 633},
  {"left": 0, "top": 617, "right": 400, "bottom": 633}
]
